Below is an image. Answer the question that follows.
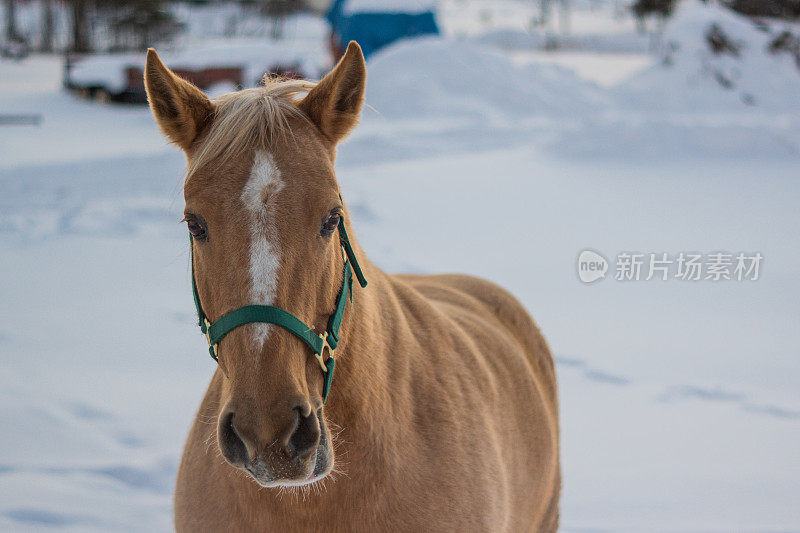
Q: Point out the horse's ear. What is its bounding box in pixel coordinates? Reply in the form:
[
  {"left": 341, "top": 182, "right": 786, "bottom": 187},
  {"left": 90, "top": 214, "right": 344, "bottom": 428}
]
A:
[
  {"left": 144, "top": 48, "right": 212, "bottom": 152},
  {"left": 299, "top": 41, "right": 366, "bottom": 145}
]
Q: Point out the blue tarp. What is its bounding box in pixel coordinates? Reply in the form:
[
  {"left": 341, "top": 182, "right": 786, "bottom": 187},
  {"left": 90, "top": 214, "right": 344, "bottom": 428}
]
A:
[{"left": 326, "top": 0, "right": 440, "bottom": 59}]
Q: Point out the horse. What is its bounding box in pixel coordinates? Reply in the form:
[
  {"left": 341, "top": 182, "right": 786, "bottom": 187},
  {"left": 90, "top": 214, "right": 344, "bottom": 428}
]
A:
[{"left": 145, "top": 41, "right": 560, "bottom": 532}]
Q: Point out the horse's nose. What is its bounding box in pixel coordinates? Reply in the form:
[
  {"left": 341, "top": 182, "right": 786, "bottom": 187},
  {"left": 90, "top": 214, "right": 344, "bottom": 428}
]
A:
[
  {"left": 286, "top": 406, "right": 321, "bottom": 459},
  {"left": 218, "top": 410, "right": 250, "bottom": 467},
  {"left": 217, "top": 404, "right": 320, "bottom": 467}
]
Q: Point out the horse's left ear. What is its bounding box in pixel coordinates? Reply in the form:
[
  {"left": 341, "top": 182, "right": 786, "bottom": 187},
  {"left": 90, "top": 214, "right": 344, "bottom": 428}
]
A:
[
  {"left": 299, "top": 41, "right": 366, "bottom": 145},
  {"left": 144, "top": 48, "right": 212, "bottom": 152}
]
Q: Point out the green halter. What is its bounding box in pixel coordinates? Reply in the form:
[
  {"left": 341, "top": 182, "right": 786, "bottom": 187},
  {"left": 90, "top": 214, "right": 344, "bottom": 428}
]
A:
[{"left": 190, "top": 214, "right": 367, "bottom": 403}]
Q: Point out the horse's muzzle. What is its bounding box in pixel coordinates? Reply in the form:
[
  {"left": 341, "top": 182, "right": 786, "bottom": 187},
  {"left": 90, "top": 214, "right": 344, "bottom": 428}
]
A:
[{"left": 217, "top": 405, "right": 332, "bottom": 487}]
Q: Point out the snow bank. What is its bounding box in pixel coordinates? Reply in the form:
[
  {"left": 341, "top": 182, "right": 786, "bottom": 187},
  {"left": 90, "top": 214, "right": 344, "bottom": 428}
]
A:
[
  {"left": 343, "top": 0, "right": 437, "bottom": 15},
  {"left": 364, "top": 37, "right": 608, "bottom": 120},
  {"left": 547, "top": 117, "right": 800, "bottom": 161},
  {"left": 475, "top": 28, "right": 650, "bottom": 54},
  {"left": 617, "top": 0, "right": 800, "bottom": 112},
  {"left": 68, "top": 54, "right": 140, "bottom": 94}
]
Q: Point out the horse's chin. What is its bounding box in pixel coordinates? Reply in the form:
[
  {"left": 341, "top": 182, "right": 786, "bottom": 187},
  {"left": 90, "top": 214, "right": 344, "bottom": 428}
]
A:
[
  {"left": 245, "top": 432, "right": 334, "bottom": 489},
  {"left": 255, "top": 470, "right": 330, "bottom": 489}
]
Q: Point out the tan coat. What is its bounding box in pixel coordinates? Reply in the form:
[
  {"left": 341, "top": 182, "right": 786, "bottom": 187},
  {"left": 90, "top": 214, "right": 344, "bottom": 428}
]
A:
[{"left": 145, "top": 42, "right": 560, "bottom": 532}]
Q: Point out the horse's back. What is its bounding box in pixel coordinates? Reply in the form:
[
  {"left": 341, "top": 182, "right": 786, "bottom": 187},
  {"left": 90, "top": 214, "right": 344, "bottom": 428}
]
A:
[
  {"left": 396, "top": 273, "right": 557, "bottom": 399},
  {"left": 394, "top": 272, "right": 560, "bottom": 531}
]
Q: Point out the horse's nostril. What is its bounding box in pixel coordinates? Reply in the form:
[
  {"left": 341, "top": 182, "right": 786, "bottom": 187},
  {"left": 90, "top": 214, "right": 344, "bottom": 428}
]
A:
[
  {"left": 288, "top": 407, "right": 320, "bottom": 459},
  {"left": 218, "top": 411, "right": 249, "bottom": 467}
]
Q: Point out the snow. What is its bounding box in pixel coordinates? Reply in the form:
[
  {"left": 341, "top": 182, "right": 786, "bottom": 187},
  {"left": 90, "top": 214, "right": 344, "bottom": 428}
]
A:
[
  {"left": 440, "top": 0, "right": 651, "bottom": 53},
  {"left": 365, "top": 38, "right": 609, "bottom": 120},
  {"left": 172, "top": 8, "right": 329, "bottom": 43},
  {"left": 342, "top": 0, "right": 438, "bottom": 15},
  {"left": 1, "top": 2, "right": 800, "bottom": 531},
  {"left": 0, "top": 70, "right": 171, "bottom": 171},
  {"left": 69, "top": 54, "right": 140, "bottom": 93},
  {"left": 510, "top": 51, "right": 654, "bottom": 87},
  {"left": 619, "top": 0, "right": 800, "bottom": 112}
]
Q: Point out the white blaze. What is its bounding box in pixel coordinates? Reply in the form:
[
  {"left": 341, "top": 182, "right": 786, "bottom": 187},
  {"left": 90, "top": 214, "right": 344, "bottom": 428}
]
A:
[{"left": 240, "top": 150, "right": 284, "bottom": 350}]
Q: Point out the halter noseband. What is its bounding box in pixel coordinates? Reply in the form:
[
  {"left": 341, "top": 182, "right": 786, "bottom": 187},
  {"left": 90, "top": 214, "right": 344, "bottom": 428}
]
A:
[{"left": 190, "top": 210, "right": 367, "bottom": 403}]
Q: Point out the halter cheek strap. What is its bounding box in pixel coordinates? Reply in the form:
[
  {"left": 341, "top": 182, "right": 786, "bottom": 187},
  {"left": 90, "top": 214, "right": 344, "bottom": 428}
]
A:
[{"left": 190, "top": 215, "right": 367, "bottom": 403}]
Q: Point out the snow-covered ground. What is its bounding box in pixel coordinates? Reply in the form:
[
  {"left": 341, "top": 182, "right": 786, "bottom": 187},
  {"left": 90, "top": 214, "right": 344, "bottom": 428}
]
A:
[{"left": 1, "top": 2, "right": 799, "bottom": 531}]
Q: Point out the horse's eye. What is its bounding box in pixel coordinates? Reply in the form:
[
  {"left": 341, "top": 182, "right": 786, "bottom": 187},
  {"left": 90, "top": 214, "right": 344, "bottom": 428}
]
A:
[
  {"left": 185, "top": 215, "right": 208, "bottom": 241},
  {"left": 321, "top": 211, "right": 341, "bottom": 237}
]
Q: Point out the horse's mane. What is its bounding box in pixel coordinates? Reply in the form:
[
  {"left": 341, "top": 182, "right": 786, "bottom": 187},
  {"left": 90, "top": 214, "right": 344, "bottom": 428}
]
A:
[{"left": 189, "top": 77, "right": 315, "bottom": 173}]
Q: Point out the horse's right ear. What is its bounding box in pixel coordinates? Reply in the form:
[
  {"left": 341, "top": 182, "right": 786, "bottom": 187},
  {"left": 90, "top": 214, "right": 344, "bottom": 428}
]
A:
[{"left": 144, "top": 48, "right": 212, "bottom": 152}]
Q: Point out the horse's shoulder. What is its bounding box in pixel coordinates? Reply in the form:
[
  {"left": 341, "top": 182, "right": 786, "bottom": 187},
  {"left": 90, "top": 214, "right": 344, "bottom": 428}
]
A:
[{"left": 395, "top": 272, "right": 533, "bottom": 328}]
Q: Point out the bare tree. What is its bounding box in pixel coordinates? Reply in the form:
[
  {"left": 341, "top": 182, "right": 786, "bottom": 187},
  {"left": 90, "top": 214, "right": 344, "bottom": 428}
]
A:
[
  {"left": 261, "top": 0, "right": 303, "bottom": 40},
  {"left": 538, "top": 0, "right": 571, "bottom": 49},
  {"left": 724, "top": 0, "right": 800, "bottom": 19},
  {"left": 559, "top": 0, "right": 571, "bottom": 35},
  {"left": 631, "top": 0, "right": 675, "bottom": 33},
  {"left": 99, "top": 0, "right": 182, "bottom": 51},
  {"left": 4, "top": 0, "right": 20, "bottom": 43},
  {"left": 41, "top": 0, "right": 55, "bottom": 52},
  {"left": 540, "top": 0, "right": 554, "bottom": 27},
  {"left": 70, "top": 0, "right": 93, "bottom": 53}
]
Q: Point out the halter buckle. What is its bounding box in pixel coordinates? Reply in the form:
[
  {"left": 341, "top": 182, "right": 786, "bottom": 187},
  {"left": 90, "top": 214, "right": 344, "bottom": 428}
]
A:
[
  {"left": 203, "top": 318, "right": 218, "bottom": 360},
  {"left": 314, "top": 331, "right": 334, "bottom": 372}
]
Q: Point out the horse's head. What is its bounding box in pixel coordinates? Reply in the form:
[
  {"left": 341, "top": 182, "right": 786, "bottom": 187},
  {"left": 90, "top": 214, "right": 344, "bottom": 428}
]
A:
[{"left": 145, "top": 43, "right": 366, "bottom": 488}]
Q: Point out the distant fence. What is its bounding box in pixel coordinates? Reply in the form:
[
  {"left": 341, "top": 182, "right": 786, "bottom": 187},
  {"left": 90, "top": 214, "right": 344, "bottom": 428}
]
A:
[{"left": 0, "top": 114, "right": 43, "bottom": 126}]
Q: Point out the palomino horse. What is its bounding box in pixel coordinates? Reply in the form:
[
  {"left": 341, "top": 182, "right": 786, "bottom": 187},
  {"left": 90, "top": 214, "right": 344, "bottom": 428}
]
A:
[{"left": 145, "top": 42, "right": 560, "bottom": 531}]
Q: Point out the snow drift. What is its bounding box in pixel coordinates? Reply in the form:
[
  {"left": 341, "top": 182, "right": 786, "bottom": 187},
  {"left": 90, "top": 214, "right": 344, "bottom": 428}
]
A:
[
  {"left": 364, "top": 37, "right": 608, "bottom": 120},
  {"left": 617, "top": 0, "right": 800, "bottom": 112}
]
